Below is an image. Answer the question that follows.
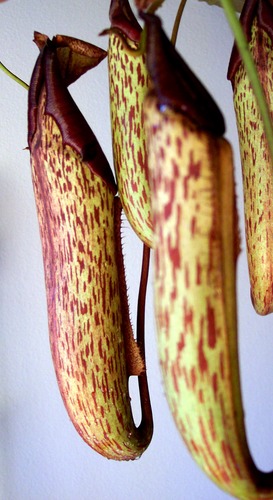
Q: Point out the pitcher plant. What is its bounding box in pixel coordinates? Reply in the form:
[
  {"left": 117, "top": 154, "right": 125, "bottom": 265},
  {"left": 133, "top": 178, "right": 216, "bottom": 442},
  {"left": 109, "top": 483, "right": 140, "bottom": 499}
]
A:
[{"left": 1, "top": 0, "right": 273, "bottom": 498}]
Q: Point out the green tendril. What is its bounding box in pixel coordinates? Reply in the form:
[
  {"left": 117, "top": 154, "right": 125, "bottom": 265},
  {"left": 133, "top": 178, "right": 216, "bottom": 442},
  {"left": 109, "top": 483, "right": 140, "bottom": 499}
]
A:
[
  {"left": 0, "top": 61, "right": 29, "bottom": 90},
  {"left": 221, "top": 0, "right": 273, "bottom": 162}
]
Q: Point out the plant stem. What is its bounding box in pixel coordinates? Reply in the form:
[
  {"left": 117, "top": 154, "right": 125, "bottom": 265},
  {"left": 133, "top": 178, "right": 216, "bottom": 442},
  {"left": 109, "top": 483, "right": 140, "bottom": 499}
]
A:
[
  {"left": 0, "top": 61, "right": 29, "bottom": 90},
  {"left": 220, "top": 0, "right": 273, "bottom": 162},
  {"left": 171, "top": 0, "right": 187, "bottom": 46}
]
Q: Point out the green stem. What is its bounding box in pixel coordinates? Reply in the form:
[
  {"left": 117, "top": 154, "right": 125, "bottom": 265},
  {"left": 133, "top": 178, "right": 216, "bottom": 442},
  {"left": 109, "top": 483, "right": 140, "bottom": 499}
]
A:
[
  {"left": 220, "top": 0, "right": 273, "bottom": 162},
  {"left": 0, "top": 61, "right": 29, "bottom": 90}
]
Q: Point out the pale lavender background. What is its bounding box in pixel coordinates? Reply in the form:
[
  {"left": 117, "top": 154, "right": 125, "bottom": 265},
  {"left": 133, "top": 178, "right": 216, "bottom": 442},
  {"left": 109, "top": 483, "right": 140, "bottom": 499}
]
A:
[{"left": 1, "top": 1, "right": 273, "bottom": 499}]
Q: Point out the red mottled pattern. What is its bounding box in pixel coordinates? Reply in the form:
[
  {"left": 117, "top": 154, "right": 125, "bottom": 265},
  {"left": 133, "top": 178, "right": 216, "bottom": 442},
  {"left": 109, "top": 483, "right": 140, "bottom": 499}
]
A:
[
  {"left": 30, "top": 88, "right": 151, "bottom": 460},
  {"left": 108, "top": 32, "right": 153, "bottom": 247},
  {"left": 144, "top": 95, "right": 273, "bottom": 498},
  {"left": 233, "top": 18, "right": 273, "bottom": 315}
]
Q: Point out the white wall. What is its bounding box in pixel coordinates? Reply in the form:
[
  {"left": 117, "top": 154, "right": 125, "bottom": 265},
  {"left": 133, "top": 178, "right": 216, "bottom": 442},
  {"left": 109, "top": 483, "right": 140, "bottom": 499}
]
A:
[{"left": 1, "top": 1, "right": 273, "bottom": 499}]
